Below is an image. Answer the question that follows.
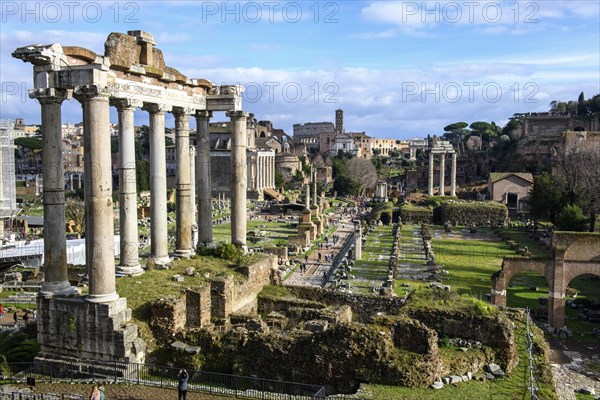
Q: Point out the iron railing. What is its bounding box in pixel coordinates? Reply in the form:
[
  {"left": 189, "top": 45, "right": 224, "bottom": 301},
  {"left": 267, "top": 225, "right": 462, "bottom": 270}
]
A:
[{"left": 3, "top": 359, "right": 326, "bottom": 400}]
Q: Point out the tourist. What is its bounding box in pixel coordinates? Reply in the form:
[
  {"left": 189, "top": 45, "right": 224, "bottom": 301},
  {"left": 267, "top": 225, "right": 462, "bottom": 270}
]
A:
[
  {"left": 23, "top": 312, "right": 29, "bottom": 324},
  {"left": 178, "top": 368, "right": 189, "bottom": 400},
  {"left": 89, "top": 385, "right": 100, "bottom": 400},
  {"left": 0, "top": 304, "right": 4, "bottom": 319},
  {"left": 13, "top": 311, "right": 18, "bottom": 327},
  {"left": 98, "top": 384, "right": 105, "bottom": 400}
]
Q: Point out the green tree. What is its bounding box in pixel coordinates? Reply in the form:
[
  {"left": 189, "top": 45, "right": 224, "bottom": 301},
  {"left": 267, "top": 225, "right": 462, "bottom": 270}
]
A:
[
  {"left": 333, "top": 174, "right": 359, "bottom": 196},
  {"left": 443, "top": 122, "right": 470, "bottom": 141},
  {"left": 274, "top": 170, "right": 285, "bottom": 190},
  {"left": 530, "top": 172, "right": 562, "bottom": 222},
  {"left": 14, "top": 137, "right": 42, "bottom": 149},
  {"left": 0, "top": 331, "right": 40, "bottom": 367},
  {"left": 136, "top": 159, "right": 151, "bottom": 192},
  {"left": 502, "top": 119, "right": 520, "bottom": 136},
  {"left": 469, "top": 121, "right": 500, "bottom": 140},
  {"left": 577, "top": 91, "right": 585, "bottom": 115},
  {"left": 556, "top": 204, "right": 589, "bottom": 231}
]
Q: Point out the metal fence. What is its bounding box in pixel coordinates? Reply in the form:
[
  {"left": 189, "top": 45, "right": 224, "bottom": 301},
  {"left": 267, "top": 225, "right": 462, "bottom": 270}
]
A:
[
  {"left": 4, "top": 360, "right": 326, "bottom": 400},
  {"left": 0, "top": 393, "right": 84, "bottom": 400}
]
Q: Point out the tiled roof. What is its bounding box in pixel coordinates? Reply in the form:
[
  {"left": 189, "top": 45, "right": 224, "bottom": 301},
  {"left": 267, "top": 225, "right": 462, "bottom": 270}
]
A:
[{"left": 489, "top": 172, "right": 534, "bottom": 183}]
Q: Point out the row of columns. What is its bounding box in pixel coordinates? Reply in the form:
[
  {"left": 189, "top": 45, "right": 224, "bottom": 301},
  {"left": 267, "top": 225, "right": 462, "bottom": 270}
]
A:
[
  {"left": 34, "top": 87, "right": 250, "bottom": 302},
  {"left": 256, "top": 154, "right": 275, "bottom": 191},
  {"left": 428, "top": 152, "right": 457, "bottom": 197}
]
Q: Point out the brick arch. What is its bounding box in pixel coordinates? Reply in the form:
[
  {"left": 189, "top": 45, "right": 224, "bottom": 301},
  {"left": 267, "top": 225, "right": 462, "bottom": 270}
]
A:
[
  {"left": 492, "top": 233, "right": 600, "bottom": 328},
  {"left": 491, "top": 258, "right": 552, "bottom": 308},
  {"left": 564, "top": 237, "right": 600, "bottom": 262},
  {"left": 564, "top": 265, "right": 600, "bottom": 290}
]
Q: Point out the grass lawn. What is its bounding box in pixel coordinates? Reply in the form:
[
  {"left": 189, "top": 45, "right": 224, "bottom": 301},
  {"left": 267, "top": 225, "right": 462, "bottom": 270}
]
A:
[
  {"left": 432, "top": 228, "right": 516, "bottom": 299},
  {"left": 353, "top": 225, "right": 395, "bottom": 294},
  {"left": 211, "top": 220, "right": 296, "bottom": 245}
]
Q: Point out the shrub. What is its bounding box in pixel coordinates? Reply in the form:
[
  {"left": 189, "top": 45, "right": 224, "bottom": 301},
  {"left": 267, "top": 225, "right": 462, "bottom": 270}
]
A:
[
  {"left": 198, "top": 242, "right": 241, "bottom": 262},
  {"left": 440, "top": 201, "right": 508, "bottom": 226},
  {"left": 556, "top": 204, "right": 589, "bottom": 231},
  {"left": 400, "top": 205, "right": 433, "bottom": 224}
]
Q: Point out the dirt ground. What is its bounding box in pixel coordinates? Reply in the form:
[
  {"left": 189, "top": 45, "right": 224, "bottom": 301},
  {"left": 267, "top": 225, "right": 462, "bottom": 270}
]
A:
[{"left": 2, "top": 383, "right": 236, "bottom": 400}]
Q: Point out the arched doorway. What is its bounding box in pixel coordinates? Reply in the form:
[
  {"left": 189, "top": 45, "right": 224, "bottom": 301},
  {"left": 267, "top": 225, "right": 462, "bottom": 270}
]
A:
[
  {"left": 506, "top": 271, "right": 550, "bottom": 322},
  {"left": 564, "top": 274, "right": 600, "bottom": 338}
]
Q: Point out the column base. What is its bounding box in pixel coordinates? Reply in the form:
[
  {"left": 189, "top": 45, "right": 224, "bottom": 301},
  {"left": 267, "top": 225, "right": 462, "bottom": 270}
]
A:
[
  {"left": 40, "top": 281, "right": 80, "bottom": 298},
  {"left": 146, "top": 255, "right": 172, "bottom": 269},
  {"left": 86, "top": 292, "right": 120, "bottom": 303},
  {"left": 174, "top": 249, "right": 195, "bottom": 259},
  {"left": 116, "top": 264, "right": 145, "bottom": 277},
  {"left": 197, "top": 241, "right": 215, "bottom": 251}
]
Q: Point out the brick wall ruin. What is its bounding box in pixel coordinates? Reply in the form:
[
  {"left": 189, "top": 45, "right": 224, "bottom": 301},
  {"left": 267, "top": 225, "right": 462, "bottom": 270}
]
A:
[{"left": 150, "top": 255, "right": 279, "bottom": 343}]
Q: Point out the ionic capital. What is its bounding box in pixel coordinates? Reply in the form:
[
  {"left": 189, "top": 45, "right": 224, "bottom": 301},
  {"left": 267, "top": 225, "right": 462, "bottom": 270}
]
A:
[
  {"left": 29, "top": 88, "right": 71, "bottom": 104},
  {"left": 226, "top": 110, "right": 249, "bottom": 120},
  {"left": 111, "top": 98, "right": 142, "bottom": 111},
  {"left": 142, "top": 102, "right": 172, "bottom": 115},
  {"left": 73, "top": 85, "right": 111, "bottom": 101},
  {"left": 195, "top": 110, "right": 213, "bottom": 120}
]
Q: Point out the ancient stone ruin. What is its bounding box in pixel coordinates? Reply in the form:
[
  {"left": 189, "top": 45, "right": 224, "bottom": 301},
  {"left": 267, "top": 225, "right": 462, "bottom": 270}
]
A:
[{"left": 12, "top": 30, "right": 251, "bottom": 368}]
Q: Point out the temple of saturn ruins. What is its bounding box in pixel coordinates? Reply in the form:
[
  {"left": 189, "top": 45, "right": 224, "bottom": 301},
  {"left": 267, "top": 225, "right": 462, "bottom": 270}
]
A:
[
  {"left": 428, "top": 139, "right": 457, "bottom": 197},
  {"left": 12, "top": 30, "right": 252, "bottom": 365}
]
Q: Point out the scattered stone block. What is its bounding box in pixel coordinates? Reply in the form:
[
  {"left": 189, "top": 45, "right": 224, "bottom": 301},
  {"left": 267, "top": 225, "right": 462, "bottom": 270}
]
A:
[
  {"left": 449, "top": 375, "right": 462, "bottom": 384},
  {"left": 578, "top": 387, "right": 596, "bottom": 395},
  {"left": 171, "top": 274, "right": 183, "bottom": 282},
  {"left": 461, "top": 375, "right": 469, "bottom": 382},
  {"left": 184, "top": 346, "right": 201, "bottom": 354},
  {"left": 184, "top": 267, "right": 195, "bottom": 276},
  {"left": 486, "top": 363, "right": 501, "bottom": 373},
  {"left": 304, "top": 319, "right": 329, "bottom": 333},
  {"left": 467, "top": 372, "right": 473, "bottom": 380},
  {"left": 442, "top": 377, "right": 450, "bottom": 385},
  {"left": 171, "top": 341, "right": 186, "bottom": 351},
  {"left": 431, "top": 381, "right": 444, "bottom": 389},
  {"left": 485, "top": 372, "right": 495, "bottom": 380}
]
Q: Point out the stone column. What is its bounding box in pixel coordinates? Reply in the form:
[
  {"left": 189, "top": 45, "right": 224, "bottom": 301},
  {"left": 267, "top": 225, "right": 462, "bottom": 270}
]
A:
[
  {"left": 312, "top": 166, "right": 317, "bottom": 206},
  {"left": 77, "top": 85, "right": 118, "bottom": 303},
  {"left": 144, "top": 103, "right": 172, "bottom": 267},
  {"left": 173, "top": 107, "right": 194, "bottom": 257},
  {"left": 32, "top": 88, "right": 77, "bottom": 297},
  {"left": 439, "top": 153, "right": 446, "bottom": 196},
  {"left": 227, "top": 111, "right": 249, "bottom": 248},
  {"left": 354, "top": 220, "right": 362, "bottom": 260},
  {"left": 190, "top": 145, "right": 198, "bottom": 247},
  {"left": 304, "top": 184, "right": 311, "bottom": 210},
  {"left": 428, "top": 154, "right": 434, "bottom": 196},
  {"left": 450, "top": 152, "right": 457, "bottom": 197},
  {"left": 114, "top": 99, "right": 143, "bottom": 276},
  {"left": 270, "top": 155, "right": 274, "bottom": 188},
  {"left": 195, "top": 110, "right": 213, "bottom": 247}
]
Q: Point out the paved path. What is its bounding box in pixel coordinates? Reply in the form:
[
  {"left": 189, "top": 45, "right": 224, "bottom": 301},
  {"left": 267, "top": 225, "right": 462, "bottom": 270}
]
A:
[{"left": 284, "top": 213, "right": 356, "bottom": 288}]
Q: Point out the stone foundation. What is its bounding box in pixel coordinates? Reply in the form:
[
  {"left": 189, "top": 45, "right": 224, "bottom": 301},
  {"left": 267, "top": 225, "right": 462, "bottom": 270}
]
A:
[{"left": 37, "top": 296, "right": 145, "bottom": 365}]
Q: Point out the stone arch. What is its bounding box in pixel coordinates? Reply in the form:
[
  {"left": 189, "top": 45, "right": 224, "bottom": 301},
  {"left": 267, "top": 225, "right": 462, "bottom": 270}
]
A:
[{"left": 491, "top": 258, "right": 552, "bottom": 308}]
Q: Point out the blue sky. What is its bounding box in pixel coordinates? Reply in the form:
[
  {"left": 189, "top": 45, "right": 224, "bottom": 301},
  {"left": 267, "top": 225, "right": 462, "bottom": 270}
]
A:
[{"left": 1, "top": 0, "right": 599, "bottom": 139}]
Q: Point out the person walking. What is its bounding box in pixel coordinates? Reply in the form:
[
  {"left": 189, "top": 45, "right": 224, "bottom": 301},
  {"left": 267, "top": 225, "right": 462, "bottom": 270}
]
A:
[
  {"left": 0, "top": 304, "right": 4, "bottom": 320},
  {"left": 178, "top": 369, "right": 189, "bottom": 400},
  {"left": 13, "top": 311, "right": 18, "bottom": 327},
  {"left": 98, "top": 384, "right": 105, "bottom": 400},
  {"left": 89, "top": 385, "right": 100, "bottom": 400}
]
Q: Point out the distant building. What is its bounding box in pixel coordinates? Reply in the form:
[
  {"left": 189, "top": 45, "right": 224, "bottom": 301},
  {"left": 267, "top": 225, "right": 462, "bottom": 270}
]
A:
[
  {"left": 488, "top": 172, "right": 534, "bottom": 212},
  {"left": 0, "top": 120, "right": 19, "bottom": 238}
]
